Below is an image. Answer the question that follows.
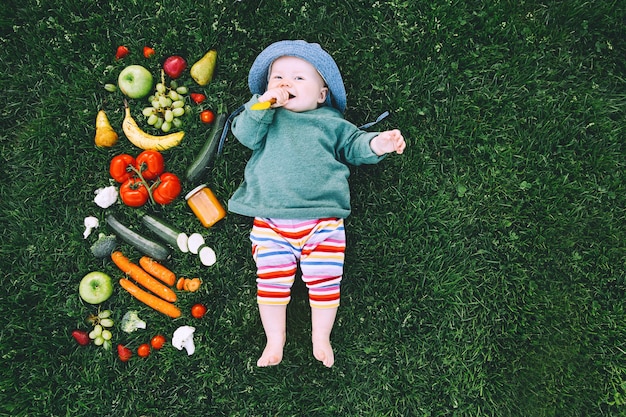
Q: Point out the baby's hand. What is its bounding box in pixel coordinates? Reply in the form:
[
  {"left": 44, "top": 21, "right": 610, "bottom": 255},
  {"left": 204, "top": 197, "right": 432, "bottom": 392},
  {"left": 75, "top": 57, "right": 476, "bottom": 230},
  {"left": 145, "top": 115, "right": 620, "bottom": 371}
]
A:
[
  {"left": 257, "top": 88, "right": 291, "bottom": 107},
  {"left": 370, "top": 129, "right": 406, "bottom": 156}
]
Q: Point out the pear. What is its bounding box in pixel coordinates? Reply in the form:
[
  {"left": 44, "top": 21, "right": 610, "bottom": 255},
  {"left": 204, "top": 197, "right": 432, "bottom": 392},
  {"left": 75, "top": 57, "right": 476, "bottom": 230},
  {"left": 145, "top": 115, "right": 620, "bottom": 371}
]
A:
[
  {"left": 94, "top": 110, "right": 118, "bottom": 147},
  {"left": 190, "top": 50, "right": 217, "bottom": 86}
]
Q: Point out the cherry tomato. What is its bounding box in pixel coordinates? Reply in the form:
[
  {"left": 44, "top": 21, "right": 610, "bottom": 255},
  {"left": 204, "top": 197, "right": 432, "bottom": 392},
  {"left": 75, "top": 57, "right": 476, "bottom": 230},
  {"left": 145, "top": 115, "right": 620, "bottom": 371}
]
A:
[
  {"left": 135, "top": 150, "right": 165, "bottom": 180},
  {"left": 109, "top": 154, "right": 136, "bottom": 183},
  {"left": 152, "top": 172, "right": 182, "bottom": 205},
  {"left": 137, "top": 343, "right": 151, "bottom": 358},
  {"left": 119, "top": 177, "right": 149, "bottom": 207},
  {"left": 191, "top": 303, "right": 207, "bottom": 319},
  {"left": 150, "top": 334, "right": 166, "bottom": 350},
  {"left": 200, "top": 110, "right": 215, "bottom": 124}
]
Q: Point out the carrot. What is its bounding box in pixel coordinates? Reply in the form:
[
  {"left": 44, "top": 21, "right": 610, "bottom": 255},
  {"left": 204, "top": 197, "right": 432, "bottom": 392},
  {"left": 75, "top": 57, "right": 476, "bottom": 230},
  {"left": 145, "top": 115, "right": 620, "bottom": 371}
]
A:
[
  {"left": 139, "top": 256, "right": 176, "bottom": 286},
  {"left": 185, "top": 278, "right": 202, "bottom": 292},
  {"left": 111, "top": 251, "right": 177, "bottom": 303},
  {"left": 119, "top": 278, "right": 181, "bottom": 318},
  {"left": 176, "top": 277, "right": 185, "bottom": 290}
]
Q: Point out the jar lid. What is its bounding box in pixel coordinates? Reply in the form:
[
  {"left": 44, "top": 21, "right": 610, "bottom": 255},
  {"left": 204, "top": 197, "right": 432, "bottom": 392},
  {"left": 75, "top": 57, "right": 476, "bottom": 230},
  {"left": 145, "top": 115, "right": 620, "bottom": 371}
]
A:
[{"left": 185, "top": 184, "right": 207, "bottom": 201}]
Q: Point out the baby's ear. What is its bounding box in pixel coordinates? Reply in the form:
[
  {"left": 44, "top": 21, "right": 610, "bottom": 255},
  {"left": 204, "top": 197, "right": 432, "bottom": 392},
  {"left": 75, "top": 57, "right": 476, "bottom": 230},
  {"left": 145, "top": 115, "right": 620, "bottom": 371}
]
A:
[{"left": 318, "top": 87, "right": 328, "bottom": 104}]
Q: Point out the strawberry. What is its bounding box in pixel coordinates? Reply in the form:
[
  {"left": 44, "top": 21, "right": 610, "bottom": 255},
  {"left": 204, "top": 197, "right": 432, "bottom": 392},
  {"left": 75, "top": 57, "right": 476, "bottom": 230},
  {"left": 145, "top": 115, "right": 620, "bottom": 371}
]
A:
[
  {"left": 71, "top": 330, "right": 90, "bottom": 346},
  {"left": 143, "top": 46, "right": 155, "bottom": 58},
  {"left": 117, "top": 344, "right": 132, "bottom": 362},
  {"left": 190, "top": 93, "right": 206, "bottom": 104},
  {"left": 115, "top": 45, "right": 130, "bottom": 60}
]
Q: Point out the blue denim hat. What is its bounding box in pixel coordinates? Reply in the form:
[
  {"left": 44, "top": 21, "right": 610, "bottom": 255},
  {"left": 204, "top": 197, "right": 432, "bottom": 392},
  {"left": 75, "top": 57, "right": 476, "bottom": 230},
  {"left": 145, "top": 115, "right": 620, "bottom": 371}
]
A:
[{"left": 248, "top": 40, "right": 347, "bottom": 113}]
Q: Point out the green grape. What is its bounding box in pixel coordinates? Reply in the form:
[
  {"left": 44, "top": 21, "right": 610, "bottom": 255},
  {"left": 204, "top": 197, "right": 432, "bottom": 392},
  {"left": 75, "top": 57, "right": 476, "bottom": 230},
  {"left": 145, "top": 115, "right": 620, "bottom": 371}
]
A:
[
  {"left": 176, "top": 86, "right": 188, "bottom": 95},
  {"left": 156, "top": 83, "right": 166, "bottom": 93},
  {"left": 170, "top": 80, "right": 178, "bottom": 89},
  {"left": 159, "top": 96, "right": 172, "bottom": 108},
  {"left": 172, "top": 100, "right": 184, "bottom": 108},
  {"left": 94, "top": 336, "right": 105, "bottom": 346},
  {"left": 161, "top": 121, "right": 172, "bottom": 132},
  {"left": 148, "top": 95, "right": 156, "bottom": 102},
  {"left": 154, "top": 117, "right": 164, "bottom": 129},
  {"left": 101, "top": 329, "right": 112, "bottom": 341},
  {"left": 142, "top": 107, "right": 155, "bottom": 117},
  {"left": 100, "top": 318, "right": 114, "bottom": 328},
  {"left": 169, "top": 90, "right": 180, "bottom": 101},
  {"left": 164, "top": 109, "right": 174, "bottom": 122},
  {"left": 103, "top": 340, "right": 112, "bottom": 351},
  {"left": 147, "top": 114, "right": 159, "bottom": 125},
  {"left": 98, "top": 310, "right": 111, "bottom": 319},
  {"left": 151, "top": 100, "right": 161, "bottom": 109},
  {"left": 172, "top": 118, "right": 183, "bottom": 128},
  {"left": 172, "top": 107, "right": 185, "bottom": 117}
]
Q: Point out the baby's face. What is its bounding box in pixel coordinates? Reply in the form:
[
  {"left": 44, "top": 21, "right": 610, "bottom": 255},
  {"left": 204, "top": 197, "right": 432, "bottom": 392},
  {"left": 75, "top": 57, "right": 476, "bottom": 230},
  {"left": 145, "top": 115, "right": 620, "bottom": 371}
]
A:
[{"left": 267, "top": 56, "right": 328, "bottom": 112}]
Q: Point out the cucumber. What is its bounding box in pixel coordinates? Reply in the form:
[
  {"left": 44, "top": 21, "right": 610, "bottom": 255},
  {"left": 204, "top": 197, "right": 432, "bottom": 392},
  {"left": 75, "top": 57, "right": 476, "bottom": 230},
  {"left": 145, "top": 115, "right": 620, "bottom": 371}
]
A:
[
  {"left": 105, "top": 214, "right": 170, "bottom": 261},
  {"left": 141, "top": 214, "right": 189, "bottom": 253},
  {"left": 185, "top": 111, "right": 228, "bottom": 183}
]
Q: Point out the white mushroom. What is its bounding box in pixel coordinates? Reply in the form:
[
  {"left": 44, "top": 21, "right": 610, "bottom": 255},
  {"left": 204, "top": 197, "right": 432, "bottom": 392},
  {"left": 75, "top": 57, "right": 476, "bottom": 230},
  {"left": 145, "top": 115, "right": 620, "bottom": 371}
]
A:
[
  {"left": 172, "top": 326, "right": 196, "bottom": 355},
  {"left": 94, "top": 185, "right": 118, "bottom": 208},
  {"left": 83, "top": 216, "right": 99, "bottom": 239}
]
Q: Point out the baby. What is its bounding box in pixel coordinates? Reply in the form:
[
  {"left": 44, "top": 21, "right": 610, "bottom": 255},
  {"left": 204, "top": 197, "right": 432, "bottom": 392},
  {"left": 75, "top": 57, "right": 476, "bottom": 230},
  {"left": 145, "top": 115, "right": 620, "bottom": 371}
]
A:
[{"left": 229, "top": 40, "right": 405, "bottom": 367}]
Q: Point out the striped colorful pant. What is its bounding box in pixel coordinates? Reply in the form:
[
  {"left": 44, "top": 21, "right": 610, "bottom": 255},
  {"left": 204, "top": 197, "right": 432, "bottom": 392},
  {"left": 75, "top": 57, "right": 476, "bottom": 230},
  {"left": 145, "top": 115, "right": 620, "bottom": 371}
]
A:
[{"left": 250, "top": 217, "right": 346, "bottom": 309}]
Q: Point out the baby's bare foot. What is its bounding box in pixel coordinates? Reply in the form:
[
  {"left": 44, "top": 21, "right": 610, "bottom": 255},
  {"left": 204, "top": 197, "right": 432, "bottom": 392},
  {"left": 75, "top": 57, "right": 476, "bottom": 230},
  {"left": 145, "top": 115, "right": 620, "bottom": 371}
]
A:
[
  {"left": 313, "top": 337, "right": 334, "bottom": 367},
  {"left": 257, "top": 341, "right": 284, "bottom": 367}
]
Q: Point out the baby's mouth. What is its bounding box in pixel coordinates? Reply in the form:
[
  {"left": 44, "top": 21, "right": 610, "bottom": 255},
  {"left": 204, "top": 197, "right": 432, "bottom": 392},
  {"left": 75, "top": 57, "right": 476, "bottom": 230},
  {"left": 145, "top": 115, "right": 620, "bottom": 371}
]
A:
[{"left": 288, "top": 93, "right": 296, "bottom": 99}]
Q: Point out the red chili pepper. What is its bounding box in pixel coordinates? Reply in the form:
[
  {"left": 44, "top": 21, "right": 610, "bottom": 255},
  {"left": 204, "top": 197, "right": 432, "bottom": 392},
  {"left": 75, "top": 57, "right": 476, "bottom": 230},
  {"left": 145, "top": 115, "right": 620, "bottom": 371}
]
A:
[
  {"left": 190, "top": 93, "right": 206, "bottom": 104},
  {"left": 143, "top": 46, "right": 155, "bottom": 58},
  {"left": 119, "top": 177, "right": 149, "bottom": 207},
  {"left": 135, "top": 150, "right": 165, "bottom": 181},
  {"left": 109, "top": 154, "right": 136, "bottom": 183},
  {"left": 115, "top": 45, "right": 130, "bottom": 60},
  {"left": 117, "top": 344, "right": 132, "bottom": 362},
  {"left": 152, "top": 172, "right": 182, "bottom": 205}
]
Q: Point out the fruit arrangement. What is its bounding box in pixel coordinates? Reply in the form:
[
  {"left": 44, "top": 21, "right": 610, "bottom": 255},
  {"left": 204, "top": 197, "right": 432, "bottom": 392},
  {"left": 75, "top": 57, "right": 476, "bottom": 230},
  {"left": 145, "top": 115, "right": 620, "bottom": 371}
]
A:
[{"left": 75, "top": 44, "right": 225, "bottom": 362}]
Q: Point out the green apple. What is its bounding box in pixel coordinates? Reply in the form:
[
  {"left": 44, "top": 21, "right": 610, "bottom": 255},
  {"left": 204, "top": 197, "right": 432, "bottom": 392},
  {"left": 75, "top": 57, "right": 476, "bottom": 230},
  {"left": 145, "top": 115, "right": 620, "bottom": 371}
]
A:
[
  {"left": 79, "top": 271, "right": 113, "bottom": 304},
  {"left": 118, "top": 65, "right": 153, "bottom": 99}
]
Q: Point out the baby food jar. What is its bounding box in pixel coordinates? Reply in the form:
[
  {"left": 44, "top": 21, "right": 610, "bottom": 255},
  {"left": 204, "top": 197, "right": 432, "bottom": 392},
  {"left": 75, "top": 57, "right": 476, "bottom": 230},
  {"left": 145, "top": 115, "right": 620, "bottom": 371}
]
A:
[{"left": 185, "top": 184, "right": 226, "bottom": 228}]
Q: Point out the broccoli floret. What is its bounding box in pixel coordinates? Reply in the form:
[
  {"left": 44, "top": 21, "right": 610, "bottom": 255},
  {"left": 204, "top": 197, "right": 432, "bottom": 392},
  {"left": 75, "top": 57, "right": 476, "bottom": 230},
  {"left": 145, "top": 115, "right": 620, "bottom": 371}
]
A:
[
  {"left": 90, "top": 233, "right": 117, "bottom": 258},
  {"left": 121, "top": 311, "right": 147, "bottom": 333}
]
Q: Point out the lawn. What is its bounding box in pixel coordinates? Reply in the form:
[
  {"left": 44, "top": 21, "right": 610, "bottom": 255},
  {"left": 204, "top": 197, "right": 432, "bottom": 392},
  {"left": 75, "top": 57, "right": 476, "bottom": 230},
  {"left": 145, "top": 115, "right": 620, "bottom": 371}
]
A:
[{"left": 1, "top": 0, "right": 625, "bottom": 416}]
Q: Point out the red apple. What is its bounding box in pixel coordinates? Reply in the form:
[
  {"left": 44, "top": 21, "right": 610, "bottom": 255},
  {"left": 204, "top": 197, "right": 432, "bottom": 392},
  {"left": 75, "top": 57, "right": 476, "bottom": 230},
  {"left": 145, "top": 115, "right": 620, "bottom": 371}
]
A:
[{"left": 163, "top": 55, "right": 187, "bottom": 79}]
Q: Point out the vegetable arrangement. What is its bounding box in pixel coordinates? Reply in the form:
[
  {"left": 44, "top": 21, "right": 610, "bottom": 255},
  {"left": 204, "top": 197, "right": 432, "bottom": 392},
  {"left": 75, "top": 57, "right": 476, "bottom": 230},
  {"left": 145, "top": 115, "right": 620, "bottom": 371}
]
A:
[{"left": 75, "top": 43, "right": 227, "bottom": 362}]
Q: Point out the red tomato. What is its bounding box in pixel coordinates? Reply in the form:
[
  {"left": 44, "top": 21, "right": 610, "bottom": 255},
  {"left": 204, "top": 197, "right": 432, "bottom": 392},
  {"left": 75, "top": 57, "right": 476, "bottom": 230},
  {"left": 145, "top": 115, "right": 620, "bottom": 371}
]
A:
[
  {"left": 135, "top": 150, "right": 165, "bottom": 180},
  {"left": 152, "top": 172, "right": 182, "bottom": 205},
  {"left": 119, "top": 178, "right": 149, "bottom": 207},
  {"left": 109, "top": 154, "right": 136, "bottom": 183},
  {"left": 200, "top": 110, "right": 215, "bottom": 124},
  {"left": 137, "top": 343, "right": 151, "bottom": 358},
  {"left": 191, "top": 303, "right": 207, "bottom": 319},
  {"left": 150, "top": 334, "right": 166, "bottom": 350}
]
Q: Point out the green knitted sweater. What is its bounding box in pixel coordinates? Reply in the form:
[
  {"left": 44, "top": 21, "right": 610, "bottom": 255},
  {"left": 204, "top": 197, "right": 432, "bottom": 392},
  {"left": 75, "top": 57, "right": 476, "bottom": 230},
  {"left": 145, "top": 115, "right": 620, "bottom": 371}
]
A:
[{"left": 228, "top": 97, "right": 385, "bottom": 219}]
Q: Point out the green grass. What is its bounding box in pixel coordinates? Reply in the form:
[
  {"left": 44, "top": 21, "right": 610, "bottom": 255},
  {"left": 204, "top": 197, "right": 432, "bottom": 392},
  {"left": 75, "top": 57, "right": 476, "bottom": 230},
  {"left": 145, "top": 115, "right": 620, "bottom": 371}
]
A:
[{"left": 1, "top": 0, "right": 625, "bottom": 415}]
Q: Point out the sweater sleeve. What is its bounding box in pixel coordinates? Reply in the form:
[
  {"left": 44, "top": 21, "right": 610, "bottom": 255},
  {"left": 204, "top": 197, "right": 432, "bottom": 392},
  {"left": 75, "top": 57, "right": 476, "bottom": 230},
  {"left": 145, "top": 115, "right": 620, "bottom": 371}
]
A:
[
  {"left": 337, "top": 124, "right": 386, "bottom": 166},
  {"left": 230, "top": 95, "right": 276, "bottom": 150}
]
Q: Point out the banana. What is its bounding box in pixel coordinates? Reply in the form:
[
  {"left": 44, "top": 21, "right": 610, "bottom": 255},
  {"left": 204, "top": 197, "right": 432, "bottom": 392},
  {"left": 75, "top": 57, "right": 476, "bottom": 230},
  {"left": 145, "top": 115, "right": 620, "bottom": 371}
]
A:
[{"left": 122, "top": 101, "right": 185, "bottom": 150}]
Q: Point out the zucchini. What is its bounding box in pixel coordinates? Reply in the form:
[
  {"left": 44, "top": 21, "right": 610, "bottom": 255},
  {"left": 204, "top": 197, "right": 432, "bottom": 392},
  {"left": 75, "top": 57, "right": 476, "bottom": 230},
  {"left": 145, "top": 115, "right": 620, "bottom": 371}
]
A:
[
  {"left": 141, "top": 214, "right": 189, "bottom": 253},
  {"left": 185, "top": 111, "right": 228, "bottom": 183},
  {"left": 105, "top": 214, "right": 170, "bottom": 261}
]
